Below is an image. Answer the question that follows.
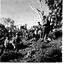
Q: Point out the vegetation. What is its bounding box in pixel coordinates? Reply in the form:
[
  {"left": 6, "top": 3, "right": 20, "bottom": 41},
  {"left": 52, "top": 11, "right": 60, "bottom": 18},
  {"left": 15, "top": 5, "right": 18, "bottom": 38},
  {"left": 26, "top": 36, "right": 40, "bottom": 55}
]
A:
[{"left": 0, "top": 0, "right": 62, "bottom": 62}]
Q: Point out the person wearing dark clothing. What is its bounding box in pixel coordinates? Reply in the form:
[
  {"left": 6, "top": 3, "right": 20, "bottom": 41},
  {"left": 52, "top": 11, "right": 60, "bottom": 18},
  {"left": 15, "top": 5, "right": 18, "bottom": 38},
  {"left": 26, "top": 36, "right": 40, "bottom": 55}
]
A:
[
  {"left": 37, "top": 22, "right": 42, "bottom": 38},
  {"left": 43, "top": 16, "right": 50, "bottom": 39},
  {"left": 38, "top": 22, "right": 42, "bottom": 30}
]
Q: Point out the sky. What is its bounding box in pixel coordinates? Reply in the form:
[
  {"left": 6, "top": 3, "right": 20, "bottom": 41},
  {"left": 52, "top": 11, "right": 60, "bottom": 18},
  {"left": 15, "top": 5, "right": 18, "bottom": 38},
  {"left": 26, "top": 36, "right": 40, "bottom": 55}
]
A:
[{"left": 1, "top": 0, "right": 50, "bottom": 29}]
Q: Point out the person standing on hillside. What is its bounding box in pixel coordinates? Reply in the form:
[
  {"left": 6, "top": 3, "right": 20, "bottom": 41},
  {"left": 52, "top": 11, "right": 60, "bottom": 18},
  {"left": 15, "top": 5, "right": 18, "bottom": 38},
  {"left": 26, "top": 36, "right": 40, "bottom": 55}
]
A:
[
  {"left": 43, "top": 16, "right": 50, "bottom": 40},
  {"left": 37, "top": 22, "right": 42, "bottom": 38}
]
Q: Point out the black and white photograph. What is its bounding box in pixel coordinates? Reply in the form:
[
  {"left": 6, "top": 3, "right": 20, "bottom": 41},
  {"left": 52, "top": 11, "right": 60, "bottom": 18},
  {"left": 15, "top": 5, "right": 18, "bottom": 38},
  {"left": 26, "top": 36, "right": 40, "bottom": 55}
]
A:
[{"left": 0, "top": 0, "right": 62, "bottom": 62}]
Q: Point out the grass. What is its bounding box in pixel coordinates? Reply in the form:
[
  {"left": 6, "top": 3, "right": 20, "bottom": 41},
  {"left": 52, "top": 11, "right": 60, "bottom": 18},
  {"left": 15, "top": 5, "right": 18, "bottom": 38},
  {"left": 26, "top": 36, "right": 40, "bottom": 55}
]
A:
[{"left": 0, "top": 35, "right": 62, "bottom": 62}]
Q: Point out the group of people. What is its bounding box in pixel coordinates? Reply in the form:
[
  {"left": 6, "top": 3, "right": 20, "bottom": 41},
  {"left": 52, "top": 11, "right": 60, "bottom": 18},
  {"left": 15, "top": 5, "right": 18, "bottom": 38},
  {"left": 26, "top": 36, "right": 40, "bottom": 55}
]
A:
[
  {"left": 0, "top": 0, "right": 62, "bottom": 55},
  {"left": 34, "top": 0, "right": 62, "bottom": 41}
]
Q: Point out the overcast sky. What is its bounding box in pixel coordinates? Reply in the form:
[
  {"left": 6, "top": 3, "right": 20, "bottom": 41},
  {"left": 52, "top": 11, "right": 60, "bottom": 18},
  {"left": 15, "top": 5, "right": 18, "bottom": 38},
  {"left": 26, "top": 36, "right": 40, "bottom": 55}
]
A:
[{"left": 1, "top": 0, "right": 50, "bottom": 29}]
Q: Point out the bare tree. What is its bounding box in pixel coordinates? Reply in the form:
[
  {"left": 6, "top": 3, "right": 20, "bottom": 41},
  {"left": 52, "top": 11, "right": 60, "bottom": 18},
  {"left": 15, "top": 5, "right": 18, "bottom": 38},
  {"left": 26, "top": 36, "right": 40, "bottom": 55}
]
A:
[{"left": 30, "top": 0, "right": 47, "bottom": 25}]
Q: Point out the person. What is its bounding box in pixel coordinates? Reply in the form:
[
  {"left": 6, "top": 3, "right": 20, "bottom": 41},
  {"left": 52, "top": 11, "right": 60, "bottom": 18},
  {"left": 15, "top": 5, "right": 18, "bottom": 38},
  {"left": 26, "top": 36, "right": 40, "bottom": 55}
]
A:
[
  {"left": 4, "top": 37, "right": 9, "bottom": 48},
  {"left": 13, "top": 33, "right": 18, "bottom": 44},
  {"left": 0, "top": 36, "right": 10, "bottom": 55},
  {"left": 37, "top": 22, "right": 42, "bottom": 38},
  {"left": 43, "top": 16, "right": 50, "bottom": 40},
  {"left": 37, "top": 22, "right": 42, "bottom": 30},
  {"left": 0, "top": 37, "right": 8, "bottom": 55},
  {"left": 5, "top": 36, "right": 15, "bottom": 51},
  {"left": 34, "top": 28, "right": 40, "bottom": 41}
]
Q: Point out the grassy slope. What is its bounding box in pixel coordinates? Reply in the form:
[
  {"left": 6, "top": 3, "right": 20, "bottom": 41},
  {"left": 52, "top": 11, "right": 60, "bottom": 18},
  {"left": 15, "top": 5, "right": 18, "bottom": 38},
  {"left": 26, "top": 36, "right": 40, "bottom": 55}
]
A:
[{"left": 0, "top": 37, "right": 62, "bottom": 62}]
